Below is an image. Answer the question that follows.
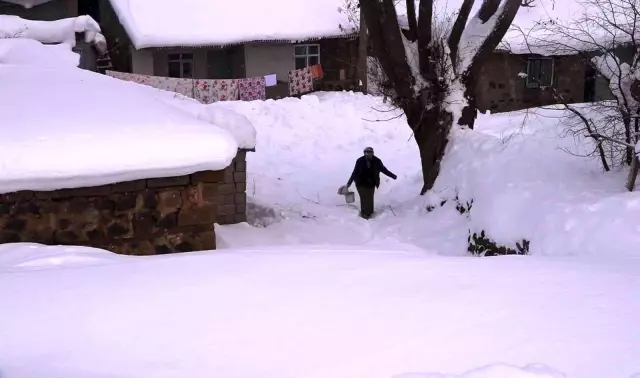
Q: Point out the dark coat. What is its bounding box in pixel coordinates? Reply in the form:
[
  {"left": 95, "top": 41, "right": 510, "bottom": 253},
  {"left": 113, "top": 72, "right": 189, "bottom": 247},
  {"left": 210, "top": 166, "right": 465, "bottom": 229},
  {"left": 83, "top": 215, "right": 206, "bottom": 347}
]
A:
[{"left": 348, "top": 156, "right": 397, "bottom": 188}]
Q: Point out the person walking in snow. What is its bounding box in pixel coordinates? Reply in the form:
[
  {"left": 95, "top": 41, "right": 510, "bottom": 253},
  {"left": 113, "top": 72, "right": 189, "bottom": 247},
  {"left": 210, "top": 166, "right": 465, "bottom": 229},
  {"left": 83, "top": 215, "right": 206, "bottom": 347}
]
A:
[{"left": 346, "top": 147, "right": 397, "bottom": 219}]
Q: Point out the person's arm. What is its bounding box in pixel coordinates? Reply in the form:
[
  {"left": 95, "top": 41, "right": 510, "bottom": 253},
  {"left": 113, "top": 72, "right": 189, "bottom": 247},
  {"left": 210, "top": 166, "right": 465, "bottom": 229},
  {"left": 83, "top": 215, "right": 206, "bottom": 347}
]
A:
[
  {"left": 347, "top": 160, "right": 360, "bottom": 187},
  {"left": 380, "top": 162, "right": 397, "bottom": 180}
]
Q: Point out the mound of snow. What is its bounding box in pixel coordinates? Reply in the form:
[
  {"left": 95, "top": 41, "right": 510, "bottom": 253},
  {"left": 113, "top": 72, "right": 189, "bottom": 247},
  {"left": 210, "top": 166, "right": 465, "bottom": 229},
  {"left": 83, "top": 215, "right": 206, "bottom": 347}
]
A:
[
  {"left": 0, "top": 243, "right": 131, "bottom": 272},
  {"left": 0, "top": 64, "right": 238, "bottom": 193},
  {"left": 0, "top": 38, "right": 79, "bottom": 67},
  {"left": 197, "top": 105, "right": 257, "bottom": 150},
  {"left": 433, "top": 105, "right": 640, "bottom": 257},
  {"left": 1, "top": 248, "right": 639, "bottom": 377},
  {"left": 0, "top": 15, "right": 106, "bottom": 51}
]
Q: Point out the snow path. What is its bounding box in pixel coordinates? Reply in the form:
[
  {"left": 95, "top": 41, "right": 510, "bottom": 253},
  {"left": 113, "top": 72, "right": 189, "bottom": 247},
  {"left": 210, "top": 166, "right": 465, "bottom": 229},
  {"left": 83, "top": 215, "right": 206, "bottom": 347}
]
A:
[
  {"left": 214, "top": 92, "right": 469, "bottom": 255},
  {"left": 215, "top": 93, "right": 640, "bottom": 259}
]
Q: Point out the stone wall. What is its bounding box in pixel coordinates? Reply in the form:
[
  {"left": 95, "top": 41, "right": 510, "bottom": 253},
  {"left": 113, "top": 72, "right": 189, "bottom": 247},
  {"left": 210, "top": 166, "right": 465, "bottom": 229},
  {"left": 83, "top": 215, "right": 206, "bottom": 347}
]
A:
[
  {"left": 476, "top": 52, "right": 586, "bottom": 113},
  {"left": 214, "top": 150, "right": 248, "bottom": 225},
  {"left": 0, "top": 151, "right": 248, "bottom": 255}
]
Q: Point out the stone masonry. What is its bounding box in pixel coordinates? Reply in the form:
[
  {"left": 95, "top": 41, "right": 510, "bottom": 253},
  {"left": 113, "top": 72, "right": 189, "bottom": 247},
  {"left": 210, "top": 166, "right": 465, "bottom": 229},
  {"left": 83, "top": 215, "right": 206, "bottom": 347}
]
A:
[
  {"left": 0, "top": 150, "right": 249, "bottom": 255},
  {"left": 476, "top": 52, "right": 586, "bottom": 114}
]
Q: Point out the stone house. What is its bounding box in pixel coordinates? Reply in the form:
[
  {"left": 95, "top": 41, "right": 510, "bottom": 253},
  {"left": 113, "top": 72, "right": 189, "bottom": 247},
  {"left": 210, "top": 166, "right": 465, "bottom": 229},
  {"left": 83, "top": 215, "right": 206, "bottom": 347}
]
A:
[
  {"left": 475, "top": 51, "right": 615, "bottom": 114},
  {"left": 1, "top": 0, "right": 253, "bottom": 254}
]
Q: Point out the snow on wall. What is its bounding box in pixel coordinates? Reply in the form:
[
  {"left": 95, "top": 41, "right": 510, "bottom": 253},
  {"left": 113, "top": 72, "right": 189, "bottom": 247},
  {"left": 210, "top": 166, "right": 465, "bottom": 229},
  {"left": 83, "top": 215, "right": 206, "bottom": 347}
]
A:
[
  {"left": 108, "top": 0, "right": 352, "bottom": 49},
  {"left": 0, "top": 15, "right": 106, "bottom": 52}
]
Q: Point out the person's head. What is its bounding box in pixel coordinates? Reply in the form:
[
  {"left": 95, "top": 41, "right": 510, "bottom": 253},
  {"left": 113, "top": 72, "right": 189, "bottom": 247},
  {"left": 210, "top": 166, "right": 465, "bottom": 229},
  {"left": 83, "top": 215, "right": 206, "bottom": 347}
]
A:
[{"left": 363, "top": 146, "right": 374, "bottom": 160}]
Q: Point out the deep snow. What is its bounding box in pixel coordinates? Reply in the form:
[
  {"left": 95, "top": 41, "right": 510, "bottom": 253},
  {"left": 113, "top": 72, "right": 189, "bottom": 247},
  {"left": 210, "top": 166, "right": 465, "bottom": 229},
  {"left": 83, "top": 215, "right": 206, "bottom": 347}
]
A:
[
  {"left": 1, "top": 247, "right": 639, "bottom": 378},
  {"left": 214, "top": 92, "right": 640, "bottom": 259}
]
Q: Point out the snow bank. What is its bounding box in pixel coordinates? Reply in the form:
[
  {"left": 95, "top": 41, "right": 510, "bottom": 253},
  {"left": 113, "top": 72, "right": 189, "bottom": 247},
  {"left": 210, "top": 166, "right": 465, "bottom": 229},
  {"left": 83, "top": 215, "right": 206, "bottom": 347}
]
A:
[
  {"left": 0, "top": 15, "right": 106, "bottom": 52},
  {"left": 0, "top": 243, "right": 131, "bottom": 273},
  {"left": 0, "top": 248, "right": 639, "bottom": 378},
  {"left": 0, "top": 64, "right": 239, "bottom": 193},
  {"left": 109, "top": 0, "right": 350, "bottom": 49},
  {"left": 432, "top": 104, "right": 640, "bottom": 257},
  {"left": 395, "top": 363, "right": 566, "bottom": 378},
  {"left": 0, "top": 38, "right": 79, "bottom": 67},
  {"left": 197, "top": 105, "right": 257, "bottom": 150}
]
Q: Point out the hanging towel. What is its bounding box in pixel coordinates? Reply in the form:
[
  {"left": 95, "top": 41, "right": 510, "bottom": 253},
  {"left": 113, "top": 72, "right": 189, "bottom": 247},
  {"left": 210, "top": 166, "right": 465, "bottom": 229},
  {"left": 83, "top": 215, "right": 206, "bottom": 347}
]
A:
[
  {"left": 194, "top": 79, "right": 216, "bottom": 104},
  {"left": 105, "top": 71, "right": 195, "bottom": 99},
  {"left": 211, "top": 79, "right": 239, "bottom": 101},
  {"left": 155, "top": 77, "right": 194, "bottom": 98},
  {"left": 238, "top": 76, "right": 266, "bottom": 101},
  {"left": 311, "top": 64, "right": 324, "bottom": 79},
  {"left": 264, "top": 74, "right": 277, "bottom": 87},
  {"left": 288, "top": 67, "right": 313, "bottom": 96}
]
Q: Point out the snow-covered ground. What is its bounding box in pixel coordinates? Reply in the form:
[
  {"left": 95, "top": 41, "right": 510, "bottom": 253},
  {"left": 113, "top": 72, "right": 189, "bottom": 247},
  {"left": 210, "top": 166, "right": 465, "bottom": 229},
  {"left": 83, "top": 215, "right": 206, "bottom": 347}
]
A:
[
  {"left": 1, "top": 246, "right": 639, "bottom": 378},
  {"left": 2, "top": 32, "right": 640, "bottom": 378}
]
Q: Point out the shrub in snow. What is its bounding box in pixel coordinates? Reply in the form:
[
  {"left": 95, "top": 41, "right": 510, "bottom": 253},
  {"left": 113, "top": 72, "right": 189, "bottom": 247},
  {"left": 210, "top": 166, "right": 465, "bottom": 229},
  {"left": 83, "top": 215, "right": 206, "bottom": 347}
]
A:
[{"left": 468, "top": 231, "right": 530, "bottom": 256}]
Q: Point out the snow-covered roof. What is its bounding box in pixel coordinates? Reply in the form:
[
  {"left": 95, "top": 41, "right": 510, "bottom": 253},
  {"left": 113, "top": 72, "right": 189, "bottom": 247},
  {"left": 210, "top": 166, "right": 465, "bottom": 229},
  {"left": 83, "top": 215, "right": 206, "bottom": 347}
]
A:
[
  {"left": 0, "top": 15, "right": 107, "bottom": 53},
  {"left": 108, "top": 0, "right": 352, "bottom": 49},
  {"left": 0, "top": 39, "right": 241, "bottom": 193}
]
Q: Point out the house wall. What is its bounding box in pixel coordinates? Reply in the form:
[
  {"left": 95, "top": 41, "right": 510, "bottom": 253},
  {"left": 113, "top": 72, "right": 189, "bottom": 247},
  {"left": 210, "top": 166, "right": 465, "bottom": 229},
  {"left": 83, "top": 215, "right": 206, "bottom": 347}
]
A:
[
  {"left": 244, "top": 43, "right": 293, "bottom": 99},
  {"left": 130, "top": 47, "right": 154, "bottom": 75},
  {"left": 476, "top": 52, "right": 586, "bottom": 113},
  {"left": 0, "top": 151, "right": 249, "bottom": 254},
  {"left": 0, "top": 0, "right": 77, "bottom": 20},
  {"left": 244, "top": 43, "right": 294, "bottom": 81}
]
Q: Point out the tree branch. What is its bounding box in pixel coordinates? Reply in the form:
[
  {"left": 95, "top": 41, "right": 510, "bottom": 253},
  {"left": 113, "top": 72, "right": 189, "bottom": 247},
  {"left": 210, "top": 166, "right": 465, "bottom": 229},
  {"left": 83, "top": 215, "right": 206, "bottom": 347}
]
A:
[
  {"left": 360, "top": 0, "right": 414, "bottom": 101},
  {"left": 478, "top": 0, "right": 500, "bottom": 22},
  {"left": 448, "top": 0, "right": 475, "bottom": 68},
  {"left": 405, "top": 0, "right": 418, "bottom": 41},
  {"left": 465, "top": 0, "right": 523, "bottom": 77},
  {"left": 417, "top": 0, "right": 434, "bottom": 73}
]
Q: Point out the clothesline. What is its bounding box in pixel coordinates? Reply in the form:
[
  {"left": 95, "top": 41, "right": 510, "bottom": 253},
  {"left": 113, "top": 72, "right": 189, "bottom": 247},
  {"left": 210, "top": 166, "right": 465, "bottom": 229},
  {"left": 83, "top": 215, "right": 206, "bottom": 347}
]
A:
[
  {"left": 105, "top": 71, "right": 276, "bottom": 103},
  {"left": 288, "top": 64, "right": 324, "bottom": 96}
]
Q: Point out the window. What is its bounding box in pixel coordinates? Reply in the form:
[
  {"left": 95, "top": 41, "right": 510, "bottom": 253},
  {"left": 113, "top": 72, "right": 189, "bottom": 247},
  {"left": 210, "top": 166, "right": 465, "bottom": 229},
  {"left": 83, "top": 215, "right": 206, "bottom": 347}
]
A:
[
  {"left": 294, "top": 44, "right": 320, "bottom": 70},
  {"left": 168, "top": 53, "right": 194, "bottom": 78},
  {"left": 526, "top": 58, "right": 554, "bottom": 88}
]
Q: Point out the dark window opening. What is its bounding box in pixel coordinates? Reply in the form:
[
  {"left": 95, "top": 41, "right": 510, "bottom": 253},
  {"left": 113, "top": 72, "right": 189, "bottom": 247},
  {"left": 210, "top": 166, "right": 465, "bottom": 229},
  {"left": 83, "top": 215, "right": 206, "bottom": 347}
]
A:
[
  {"left": 78, "top": 0, "right": 101, "bottom": 23},
  {"left": 526, "top": 58, "right": 554, "bottom": 89}
]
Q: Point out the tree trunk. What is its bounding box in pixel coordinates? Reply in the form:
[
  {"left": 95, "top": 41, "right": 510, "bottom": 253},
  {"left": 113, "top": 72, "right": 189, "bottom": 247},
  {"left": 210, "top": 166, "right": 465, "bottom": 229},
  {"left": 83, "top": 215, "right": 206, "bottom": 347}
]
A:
[
  {"left": 458, "top": 75, "right": 478, "bottom": 129},
  {"left": 405, "top": 104, "right": 453, "bottom": 195},
  {"left": 357, "top": 15, "right": 369, "bottom": 94}
]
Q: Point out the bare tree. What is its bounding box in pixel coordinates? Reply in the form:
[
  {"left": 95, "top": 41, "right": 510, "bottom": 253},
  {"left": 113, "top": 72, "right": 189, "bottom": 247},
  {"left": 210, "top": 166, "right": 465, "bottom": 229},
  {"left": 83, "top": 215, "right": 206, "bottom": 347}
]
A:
[
  {"left": 518, "top": 0, "right": 640, "bottom": 186},
  {"left": 345, "top": 0, "right": 531, "bottom": 194}
]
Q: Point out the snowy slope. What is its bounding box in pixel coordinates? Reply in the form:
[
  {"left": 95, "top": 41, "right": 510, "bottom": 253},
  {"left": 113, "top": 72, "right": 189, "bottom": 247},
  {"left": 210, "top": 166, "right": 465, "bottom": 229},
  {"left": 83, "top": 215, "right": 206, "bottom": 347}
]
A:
[
  {"left": 0, "top": 63, "right": 239, "bottom": 193},
  {"left": 0, "top": 247, "right": 639, "bottom": 378},
  {"left": 209, "top": 92, "right": 640, "bottom": 259},
  {"left": 0, "top": 38, "right": 79, "bottom": 67},
  {"left": 108, "top": 0, "right": 351, "bottom": 49}
]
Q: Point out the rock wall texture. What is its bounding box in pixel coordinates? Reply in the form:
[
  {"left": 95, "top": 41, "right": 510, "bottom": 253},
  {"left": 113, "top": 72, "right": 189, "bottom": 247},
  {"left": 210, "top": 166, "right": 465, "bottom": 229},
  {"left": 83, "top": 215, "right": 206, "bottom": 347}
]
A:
[{"left": 0, "top": 151, "right": 249, "bottom": 255}]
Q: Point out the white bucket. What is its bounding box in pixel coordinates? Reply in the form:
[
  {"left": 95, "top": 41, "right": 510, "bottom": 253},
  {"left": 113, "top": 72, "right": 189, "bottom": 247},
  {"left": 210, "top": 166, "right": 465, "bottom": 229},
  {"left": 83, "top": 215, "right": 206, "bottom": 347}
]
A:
[{"left": 345, "top": 192, "right": 355, "bottom": 204}]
